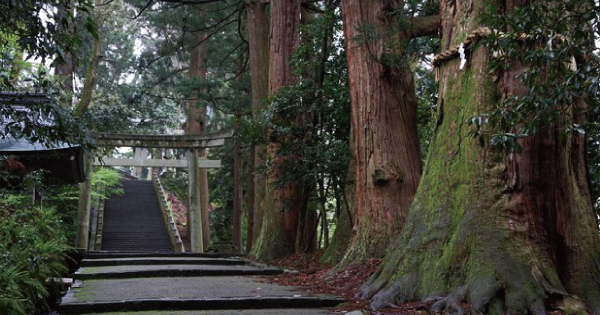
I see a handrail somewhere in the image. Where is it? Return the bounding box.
[89,184,105,251]
[94,198,105,250]
[151,168,185,252]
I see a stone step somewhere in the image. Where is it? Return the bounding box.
[84,251,242,259]
[74,264,282,280]
[81,257,247,267]
[99,247,174,252]
[59,276,343,315]
[60,297,343,315]
[101,237,174,242]
[77,309,333,315]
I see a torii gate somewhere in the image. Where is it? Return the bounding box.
[75,131,232,253]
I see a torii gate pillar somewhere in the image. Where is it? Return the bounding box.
[75,153,93,250]
[187,149,204,253]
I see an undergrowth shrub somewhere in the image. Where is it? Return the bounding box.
[0,197,71,315]
[0,167,123,314]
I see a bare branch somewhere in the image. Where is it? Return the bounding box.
[184,5,241,33]
[407,15,440,39]
[237,4,248,45]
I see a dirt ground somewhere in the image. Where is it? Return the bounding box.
[263,252,427,314]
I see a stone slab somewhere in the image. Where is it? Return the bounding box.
[84,251,242,259]
[63,276,320,303]
[79,309,332,315]
[81,257,246,267]
[60,277,342,314]
[60,297,342,315]
[74,264,281,280]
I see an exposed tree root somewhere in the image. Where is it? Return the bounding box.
[365,274,592,315]
[430,295,466,315]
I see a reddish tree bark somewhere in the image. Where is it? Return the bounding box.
[251,0,305,260]
[245,0,269,253]
[338,0,424,265]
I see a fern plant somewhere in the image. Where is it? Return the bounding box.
[0,194,71,314]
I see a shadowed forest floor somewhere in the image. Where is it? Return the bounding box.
[264,252,572,315]
[264,252,380,313]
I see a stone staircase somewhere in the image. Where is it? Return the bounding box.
[101,180,173,252]
[59,252,343,314]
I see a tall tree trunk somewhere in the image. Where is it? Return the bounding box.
[74,1,109,250]
[320,155,356,265]
[318,175,329,249]
[55,1,74,108]
[185,20,210,251]
[297,183,317,253]
[245,1,269,253]
[75,38,101,116]
[361,1,600,313]
[55,51,74,108]
[251,0,303,260]
[338,0,423,266]
[75,5,105,116]
[7,49,24,86]
[232,112,244,252]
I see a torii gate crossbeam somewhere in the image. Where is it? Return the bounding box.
[92,131,231,148]
[93,158,221,168]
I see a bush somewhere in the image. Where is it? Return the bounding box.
[44,167,124,243]
[0,167,123,314]
[0,200,71,315]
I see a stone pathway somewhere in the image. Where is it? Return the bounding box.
[59,252,343,315]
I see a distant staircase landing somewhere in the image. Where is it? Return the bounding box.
[101,180,173,252]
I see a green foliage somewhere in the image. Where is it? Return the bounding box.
[43,167,123,242]
[414,57,439,160]
[0,32,30,87]
[210,205,233,245]
[0,1,95,150]
[265,7,351,193]
[247,6,353,249]
[0,0,94,65]
[467,0,600,216]
[91,167,124,199]
[0,181,72,315]
[470,0,600,153]
[45,167,123,202]
[76,1,180,134]
[87,0,245,135]
[1,93,93,149]
[162,171,189,206]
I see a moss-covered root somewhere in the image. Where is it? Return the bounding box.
[365,240,596,315]
[360,192,598,315]
[369,272,590,315]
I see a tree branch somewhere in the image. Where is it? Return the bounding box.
[158,0,228,5]
[133,0,153,19]
[407,15,440,39]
